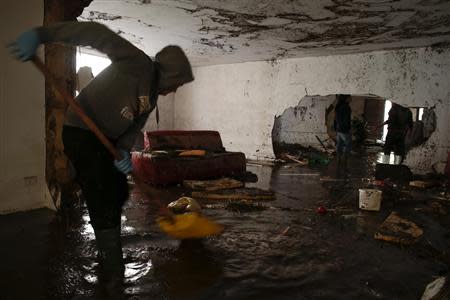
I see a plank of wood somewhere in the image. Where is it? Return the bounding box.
[409,180,439,189]
[192,187,275,201]
[320,176,348,182]
[183,178,244,191]
[284,154,308,166]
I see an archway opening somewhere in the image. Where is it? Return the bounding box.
[272,94,436,165]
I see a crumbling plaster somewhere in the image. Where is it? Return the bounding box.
[272,95,336,149]
[174,46,450,173]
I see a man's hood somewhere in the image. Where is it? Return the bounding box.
[155,45,194,91]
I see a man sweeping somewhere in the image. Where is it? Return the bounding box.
[9,21,194,289]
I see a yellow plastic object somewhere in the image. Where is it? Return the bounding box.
[157,213,224,239]
[178,150,206,157]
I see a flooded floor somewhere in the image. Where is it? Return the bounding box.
[1,154,449,299]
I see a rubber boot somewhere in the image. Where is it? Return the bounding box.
[94,226,125,295]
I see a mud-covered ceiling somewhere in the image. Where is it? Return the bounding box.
[79,0,450,66]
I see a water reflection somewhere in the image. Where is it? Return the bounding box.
[39,155,444,300]
[81,214,95,240]
[153,240,224,300]
[83,273,98,284]
[376,152,402,164]
[125,260,153,283]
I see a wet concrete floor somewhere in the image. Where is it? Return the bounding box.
[1,154,449,299]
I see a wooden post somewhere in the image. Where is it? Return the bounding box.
[43,0,92,208]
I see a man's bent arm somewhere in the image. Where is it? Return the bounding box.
[37,21,143,62]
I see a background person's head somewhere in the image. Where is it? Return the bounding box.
[337,94,350,106]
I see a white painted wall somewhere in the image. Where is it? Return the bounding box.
[175,47,450,173]
[143,94,175,132]
[0,1,54,213]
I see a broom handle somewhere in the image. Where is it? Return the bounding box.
[32,57,171,216]
[32,57,122,160]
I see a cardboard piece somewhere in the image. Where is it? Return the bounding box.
[374,212,423,245]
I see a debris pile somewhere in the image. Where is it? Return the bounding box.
[182,177,275,212]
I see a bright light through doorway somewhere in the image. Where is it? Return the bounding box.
[382,100,392,142]
[76,50,111,77]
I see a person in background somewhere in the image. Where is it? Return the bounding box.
[380,103,413,164]
[9,21,194,292]
[76,65,94,92]
[334,94,352,171]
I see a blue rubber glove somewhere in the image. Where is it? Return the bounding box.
[8,29,40,61]
[114,149,133,175]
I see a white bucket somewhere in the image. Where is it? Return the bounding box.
[359,189,382,211]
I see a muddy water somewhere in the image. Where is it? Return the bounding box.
[2,155,449,299]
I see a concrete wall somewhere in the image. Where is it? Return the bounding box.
[0,1,54,213]
[272,95,335,148]
[273,95,384,149]
[175,47,450,173]
[350,96,367,120]
[142,94,175,132]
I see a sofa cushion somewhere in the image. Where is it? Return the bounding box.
[132,151,246,185]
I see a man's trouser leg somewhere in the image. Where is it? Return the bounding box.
[94,226,124,283]
[62,126,129,285]
[337,132,351,173]
[384,131,394,156]
[392,133,406,164]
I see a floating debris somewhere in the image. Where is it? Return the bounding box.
[374,212,423,245]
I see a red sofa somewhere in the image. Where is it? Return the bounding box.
[131,130,246,185]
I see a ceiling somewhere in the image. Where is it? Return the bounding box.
[79,0,450,66]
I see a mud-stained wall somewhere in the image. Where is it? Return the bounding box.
[174,47,450,173]
[0,1,53,213]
